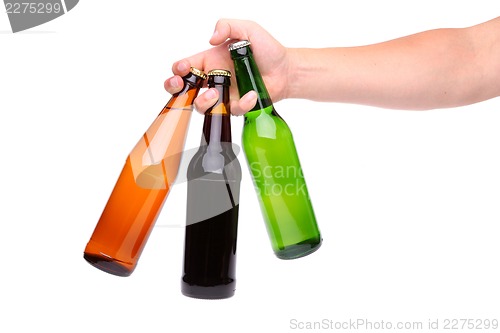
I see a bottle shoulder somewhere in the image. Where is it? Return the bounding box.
[243,108,293,141]
[187,145,242,181]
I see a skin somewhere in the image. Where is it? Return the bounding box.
[164,17,500,115]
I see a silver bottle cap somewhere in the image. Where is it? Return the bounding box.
[228,40,251,51]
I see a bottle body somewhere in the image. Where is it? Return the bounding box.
[230,41,322,259]
[181,70,242,299]
[242,106,321,259]
[181,143,241,299]
[84,69,205,276]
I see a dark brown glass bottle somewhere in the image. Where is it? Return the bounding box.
[181,69,242,299]
[84,67,206,277]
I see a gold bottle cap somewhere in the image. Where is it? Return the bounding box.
[228,40,251,51]
[189,67,207,79]
[207,69,232,77]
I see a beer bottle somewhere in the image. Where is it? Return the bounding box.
[229,41,322,259]
[84,67,206,277]
[181,69,242,299]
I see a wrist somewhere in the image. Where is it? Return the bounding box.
[285,48,303,99]
[286,48,325,100]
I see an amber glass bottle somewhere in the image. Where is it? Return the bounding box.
[181,69,242,299]
[84,67,206,277]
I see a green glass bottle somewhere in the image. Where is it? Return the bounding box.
[229,40,322,259]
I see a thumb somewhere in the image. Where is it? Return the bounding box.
[230,91,258,116]
[209,19,258,45]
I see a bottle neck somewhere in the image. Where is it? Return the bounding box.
[179,72,204,95]
[231,47,273,113]
[202,83,232,146]
[165,72,204,111]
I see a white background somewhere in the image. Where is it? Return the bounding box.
[1,1,499,332]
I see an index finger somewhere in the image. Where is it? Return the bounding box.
[172,43,233,78]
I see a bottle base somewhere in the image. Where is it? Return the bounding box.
[83,252,133,277]
[181,282,235,300]
[274,238,322,260]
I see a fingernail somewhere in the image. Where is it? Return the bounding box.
[205,88,217,99]
[170,77,179,89]
[243,90,257,102]
[177,61,188,72]
[211,29,219,40]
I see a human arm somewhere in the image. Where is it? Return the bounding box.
[288,16,500,110]
[165,17,500,113]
